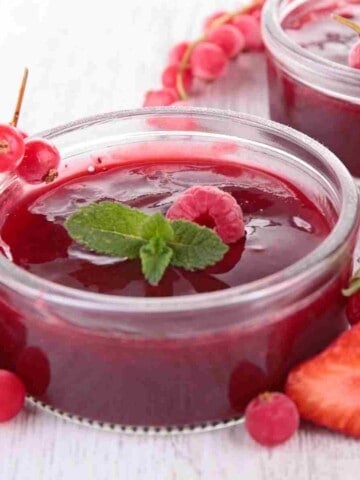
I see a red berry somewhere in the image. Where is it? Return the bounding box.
[207,24,245,58]
[286,324,360,438]
[190,42,228,81]
[0,124,25,172]
[0,370,25,422]
[161,65,193,93]
[16,347,51,396]
[245,392,300,446]
[346,292,360,325]
[232,14,263,51]
[168,42,190,64]
[203,11,227,31]
[349,41,360,69]
[16,138,60,184]
[166,185,245,244]
[143,89,179,107]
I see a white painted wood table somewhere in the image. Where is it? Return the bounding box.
[0,0,359,478]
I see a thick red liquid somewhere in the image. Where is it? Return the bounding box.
[0,160,330,297]
[267,2,360,176]
[0,158,349,427]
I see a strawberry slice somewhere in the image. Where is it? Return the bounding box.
[286,324,360,438]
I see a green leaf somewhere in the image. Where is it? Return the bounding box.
[141,213,174,242]
[65,201,148,259]
[169,220,229,270]
[140,237,173,285]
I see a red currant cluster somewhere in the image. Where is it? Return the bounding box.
[143,0,265,107]
[0,69,60,184]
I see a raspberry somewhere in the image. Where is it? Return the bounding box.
[232,14,263,51]
[245,392,300,446]
[203,10,227,31]
[346,292,360,325]
[190,42,228,81]
[207,24,245,58]
[168,42,190,64]
[143,89,179,107]
[166,186,245,244]
[161,65,193,93]
[0,370,26,422]
[349,40,360,69]
[16,138,61,184]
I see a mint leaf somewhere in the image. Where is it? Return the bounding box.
[65,201,148,259]
[169,220,229,270]
[65,200,231,286]
[141,213,174,242]
[140,237,173,285]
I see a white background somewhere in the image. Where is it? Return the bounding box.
[0,0,359,478]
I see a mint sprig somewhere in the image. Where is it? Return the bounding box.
[65,201,229,286]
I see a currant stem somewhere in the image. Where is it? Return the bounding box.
[333,14,360,35]
[10,67,29,128]
[176,0,264,100]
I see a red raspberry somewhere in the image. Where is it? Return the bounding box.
[168,42,190,64]
[161,65,193,93]
[143,89,179,107]
[245,392,300,446]
[190,42,228,81]
[207,24,245,58]
[0,370,26,422]
[349,41,360,69]
[232,14,263,51]
[166,186,245,244]
[203,11,227,31]
[346,292,360,326]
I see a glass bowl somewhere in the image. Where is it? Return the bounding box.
[0,108,358,434]
[262,0,360,178]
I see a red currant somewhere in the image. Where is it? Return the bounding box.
[16,138,61,184]
[203,11,227,31]
[346,292,360,325]
[143,89,179,107]
[0,370,25,422]
[245,392,300,446]
[168,42,190,64]
[0,124,25,173]
[232,14,263,51]
[16,347,51,396]
[207,24,246,58]
[349,40,360,69]
[190,42,228,80]
[161,64,193,92]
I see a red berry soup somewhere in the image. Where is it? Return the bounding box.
[0,152,350,427]
[1,160,330,296]
[264,0,360,177]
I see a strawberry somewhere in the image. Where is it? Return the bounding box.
[286,324,360,438]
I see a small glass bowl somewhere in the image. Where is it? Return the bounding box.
[0,108,357,433]
[262,0,360,178]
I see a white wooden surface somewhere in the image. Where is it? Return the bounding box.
[0,0,359,478]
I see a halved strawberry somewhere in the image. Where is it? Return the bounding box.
[286,324,360,438]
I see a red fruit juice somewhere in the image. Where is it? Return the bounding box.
[266,1,360,177]
[0,157,348,427]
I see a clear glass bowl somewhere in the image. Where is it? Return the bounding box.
[0,108,358,434]
[262,0,360,178]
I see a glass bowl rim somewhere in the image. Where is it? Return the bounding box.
[0,107,357,313]
[262,0,360,87]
